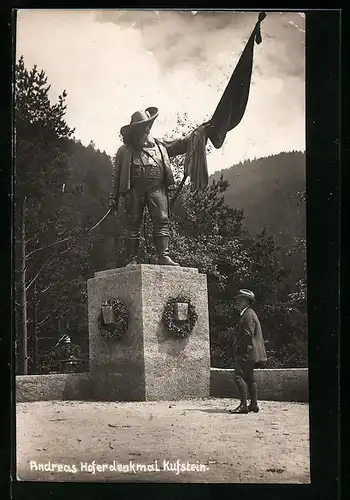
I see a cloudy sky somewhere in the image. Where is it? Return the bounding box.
[16,10,305,174]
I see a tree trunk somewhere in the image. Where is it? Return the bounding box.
[19,197,28,375]
[33,283,38,373]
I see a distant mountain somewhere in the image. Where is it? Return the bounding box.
[210,151,306,279]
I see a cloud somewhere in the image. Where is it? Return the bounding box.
[94,10,304,77]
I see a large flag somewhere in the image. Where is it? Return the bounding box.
[172,12,267,203]
[207,12,267,149]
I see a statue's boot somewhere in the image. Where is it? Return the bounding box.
[154,236,180,266]
[125,238,139,266]
[248,382,259,413]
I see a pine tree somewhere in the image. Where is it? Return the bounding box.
[15,56,77,374]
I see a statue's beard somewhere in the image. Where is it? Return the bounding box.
[133,132,154,150]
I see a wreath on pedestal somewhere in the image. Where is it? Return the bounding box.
[162,295,198,339]
[97,298,129,341]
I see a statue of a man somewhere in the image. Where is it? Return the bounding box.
[109,107,208,267]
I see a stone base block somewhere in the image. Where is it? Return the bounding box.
[87,265,210,401]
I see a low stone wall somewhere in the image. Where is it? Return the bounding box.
[210,368,309,403]
[16,368,309,403]
[16,373,93,403]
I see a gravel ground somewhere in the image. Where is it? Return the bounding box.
[16,398,310,483]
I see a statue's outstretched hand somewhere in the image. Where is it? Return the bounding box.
[200,121,212,139]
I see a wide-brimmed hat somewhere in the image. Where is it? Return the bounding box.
[120,107,159,137]
[234,289,256,303]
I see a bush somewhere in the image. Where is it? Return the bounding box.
[38,342,89,374]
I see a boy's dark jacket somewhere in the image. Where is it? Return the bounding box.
[234,307,267,363]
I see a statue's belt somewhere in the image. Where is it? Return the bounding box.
[130,163,163,180]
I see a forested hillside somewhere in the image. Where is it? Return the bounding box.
[211,151,306,283]
[211,151,305,240]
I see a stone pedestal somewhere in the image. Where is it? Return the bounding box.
[87,265,210,401]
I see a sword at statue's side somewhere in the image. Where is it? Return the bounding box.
[86,192,120,233]
[62,203,116,251]
[87,207,113,233]
[29,204,116,281]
